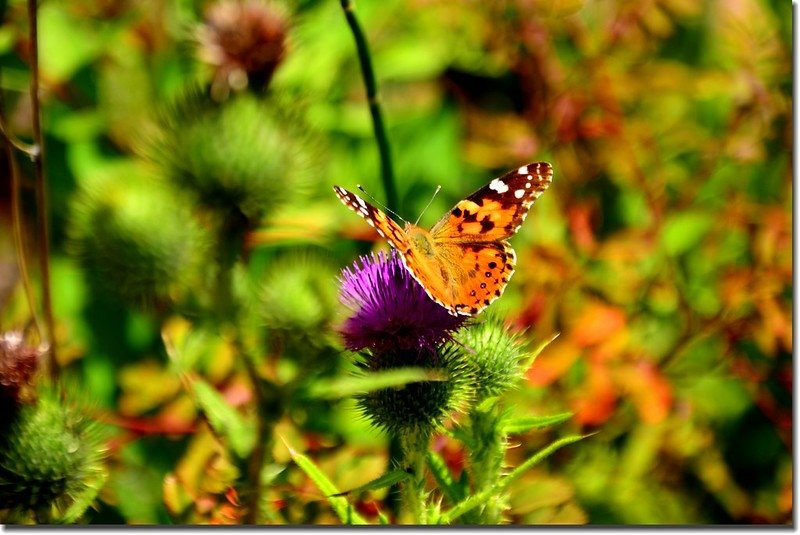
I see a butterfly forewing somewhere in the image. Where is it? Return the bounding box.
[431,162,552,243]
[333,185,453,309]
[333,186,410,251]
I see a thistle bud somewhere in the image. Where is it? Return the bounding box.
[0,388,107,523]
[0,331,42,405]
[198,0,289,99]
[456,316,527,401]
[148,92,315,222]
[68,172,209,308]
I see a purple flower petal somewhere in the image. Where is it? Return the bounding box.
[338,251,466,352]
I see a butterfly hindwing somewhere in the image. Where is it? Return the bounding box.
[439,241,516,315]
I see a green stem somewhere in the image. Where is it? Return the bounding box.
[212,209,279,524]
[399,428,430,524]
[27,0,57,378]
[466,407,507,524]
[440,434,588,524]
[339,0,398,213]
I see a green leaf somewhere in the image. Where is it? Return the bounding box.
[440,434,590,523]
[332,469,410,497]
[501,434,592,489]
[282,438,369,525]
[307,367,446,400]
[503,412,574,434]
[661,211,713,256]
[191,380,256,459]
[426,451,464,505]
[39,4,106,82]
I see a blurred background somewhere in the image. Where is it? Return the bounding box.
[0,0,791,525]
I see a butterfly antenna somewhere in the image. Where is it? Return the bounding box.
[356,184,409,224]
[414,185,442,226]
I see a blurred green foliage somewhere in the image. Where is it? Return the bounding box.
[0,0,790,525]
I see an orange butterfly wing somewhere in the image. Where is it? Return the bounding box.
[427,162,552,315]
[333,186,452,310]
[334,161,553,317]
[431,162,553,243]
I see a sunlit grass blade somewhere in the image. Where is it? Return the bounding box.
[331,469,410,497]
[281,437,369,525]
[502,411,574,434]
[307,367,446,400]
[439,434,590,524]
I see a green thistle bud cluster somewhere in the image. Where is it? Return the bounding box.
[456,316,528,401]
[68,172,210,307]
[149,92,316,222]
[259,252,339,353]
[0,388,107,523]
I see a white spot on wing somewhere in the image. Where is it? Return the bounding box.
[489,178,509,193]
[514,189,525,199]
[518,166,528,175]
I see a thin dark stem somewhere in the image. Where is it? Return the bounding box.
[339,0,398,214]
[0,71,42,341]
[27,0,57,376]
[241,351,269,524]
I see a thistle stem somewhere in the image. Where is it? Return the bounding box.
[466,406,507,523]
[27,0,57,377]
[339,0,398,213]
[400,429,430,524]
[0,71,42,342]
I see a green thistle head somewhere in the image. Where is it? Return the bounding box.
[259,252,339,355]
[148,91,317,222]
[357,345,473,437]
[456,316,528,401]
[68,170,210,308]
[0,387,107,523]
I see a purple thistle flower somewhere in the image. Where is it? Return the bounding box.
[338,250,466,353]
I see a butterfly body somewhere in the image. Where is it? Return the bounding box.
[335,162,553,316]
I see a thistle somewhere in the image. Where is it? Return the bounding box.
[339,251,465,354]
[67,172,210,308]
[0,387,108,523]
[0,332,43,408]
[337,250,472,439]
[147,92,316,223]
[198,0,290,99]
[456,316,528,402]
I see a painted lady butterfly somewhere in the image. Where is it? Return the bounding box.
[334,162,553,316]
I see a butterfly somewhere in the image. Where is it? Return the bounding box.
[334,162,553,316]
